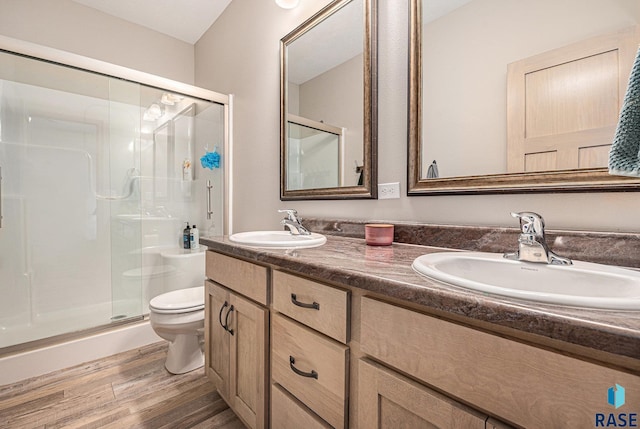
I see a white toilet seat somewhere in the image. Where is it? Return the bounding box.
[149,286,204,314]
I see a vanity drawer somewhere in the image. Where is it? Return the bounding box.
[360,296,640,429]
[205,251,268,305]
[271,314,349,429]
[272,270,349,343]
[271,383,332,429]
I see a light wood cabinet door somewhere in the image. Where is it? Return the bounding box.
[228,292,269,429]
[358,359,487,429]
[205,280,269,429]
[204,280,230,400]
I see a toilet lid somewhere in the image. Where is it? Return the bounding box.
[149,286,204,313]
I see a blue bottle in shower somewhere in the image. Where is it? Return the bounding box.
[183,223,191,250]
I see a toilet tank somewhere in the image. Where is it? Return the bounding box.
[160,247,207,291]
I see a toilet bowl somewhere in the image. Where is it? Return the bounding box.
[149,286,205,374]
[148,247,207,374]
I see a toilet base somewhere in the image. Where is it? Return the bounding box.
[165,333,204,374]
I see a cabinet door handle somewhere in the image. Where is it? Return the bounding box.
[290,293,320,310]
[218,301,228,329]
[224,305,235,335]
[289,356,318,379]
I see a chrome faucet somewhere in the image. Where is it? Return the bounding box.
[279,209,311,236]
[504,211,572,265]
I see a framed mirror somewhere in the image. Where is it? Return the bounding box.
[281,0,378,200]
[408,0,640,195]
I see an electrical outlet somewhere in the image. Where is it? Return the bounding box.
[378,182,400,199]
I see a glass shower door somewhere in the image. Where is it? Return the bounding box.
[0,47,227,352]
[0,51,144,350]
[107,78,144,321]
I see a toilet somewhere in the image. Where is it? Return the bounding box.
[149,247,207,374]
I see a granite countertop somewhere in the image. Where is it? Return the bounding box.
[200,235,640,364]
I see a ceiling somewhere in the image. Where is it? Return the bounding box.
[70,0,473,48]
[71,0,232,44]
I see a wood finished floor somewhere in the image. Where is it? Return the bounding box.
[0,342,246,429]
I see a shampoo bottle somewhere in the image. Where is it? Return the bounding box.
[190,225,200,250]
[183,223,191,250]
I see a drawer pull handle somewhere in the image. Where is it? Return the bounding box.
[291,294,320,310]
[218,301,229,329]
[289,356,318,379]
[224,305,235,335]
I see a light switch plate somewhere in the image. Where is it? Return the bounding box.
[378,182,400,199]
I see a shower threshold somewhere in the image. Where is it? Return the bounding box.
[0,314,145,358]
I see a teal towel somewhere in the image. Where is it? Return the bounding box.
[609,47,640,177]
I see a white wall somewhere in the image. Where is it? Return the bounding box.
[196,0,640,234]
[0,0,194,84]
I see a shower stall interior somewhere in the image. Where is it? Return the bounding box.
[0,46,228,353]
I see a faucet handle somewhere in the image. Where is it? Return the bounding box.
[278,209,300,222]
[511,211,545,236]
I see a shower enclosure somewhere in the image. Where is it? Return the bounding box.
[0,44,229,353]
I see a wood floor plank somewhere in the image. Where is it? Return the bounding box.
[57,374,214,429]
[6,382,114,428]
[63,353,167,399]
[0,390,65,424]
[142,390,228,429]
[99,380,216,429]
[191,408,249,429]
[111,362,200,400]
[117,374,212,409]
[0,342,167,398]
[0,349,165,411]
[0,342,246,428]
[48,407,132,429]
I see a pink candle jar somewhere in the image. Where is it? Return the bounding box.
[365,224,394,246]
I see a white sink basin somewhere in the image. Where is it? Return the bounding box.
[229,231,326,249]
[412,251,640,310]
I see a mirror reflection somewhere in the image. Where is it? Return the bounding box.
[409,0,640,194]
[287,116,343,190]
[281,0,377,199]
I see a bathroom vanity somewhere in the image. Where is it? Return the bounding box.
[201,232,640,429]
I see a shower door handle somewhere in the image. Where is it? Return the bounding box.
[206,180,213,220]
